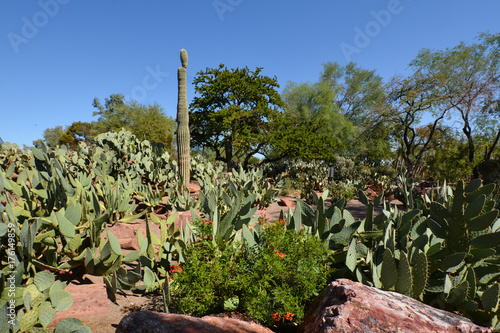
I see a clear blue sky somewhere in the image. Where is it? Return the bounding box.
[1,0,499,146]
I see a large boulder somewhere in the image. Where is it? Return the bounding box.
[115,311,273,333]
[299,279,492,333]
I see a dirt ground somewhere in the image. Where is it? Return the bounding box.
[50,195,402,332]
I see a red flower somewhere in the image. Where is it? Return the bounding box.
[278,253,284,258]
[272,312,281,321]
[169,265,182,274]
[284,312,294,321]
[274,250,279,254]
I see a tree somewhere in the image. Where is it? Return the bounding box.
[92,94,175,151]
[281,81,355,141]
[59,121,93,149]
[320,62,387,126]
[128,101,175,150]
[262,116,340,163]
[280,62,392,165]
[279,81,351,159]
[386,73,451,178]
[190,64,284,169]
[92,94,132,135]
[43,126,65,148]
[410,32,500,177]
[424,128,473,182]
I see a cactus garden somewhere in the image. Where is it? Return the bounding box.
[2,35,500,333]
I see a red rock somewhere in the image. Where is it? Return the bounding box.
[115,311,273,333]
[279,198,296,207]
[370,183,384,196]
[299,279,492,333]
[187,182,201,193]
[50,283,109,328]
[364,187,378,200]
[106,222,161,251]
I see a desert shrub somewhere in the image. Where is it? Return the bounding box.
[169,239,248,316]
[327,180,357,203]
[170,219,331,329]
[243,220,331,328]
[284,160,328,204]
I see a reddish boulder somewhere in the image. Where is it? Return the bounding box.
[370,183,384,196]
[299,279,492,333]
[50,283,109,328]
[279,198,296,207]
[187,182,201,193]
[115,311,273,333]
[105,222,161,252]
[364,187,378,201]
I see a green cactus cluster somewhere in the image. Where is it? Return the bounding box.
[0,134,194,327]
[340,179,499,329]
[94,129,176,185]
[0,270,90,333]
[250,177,499,329]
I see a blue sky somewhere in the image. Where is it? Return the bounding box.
[1,0,499,146]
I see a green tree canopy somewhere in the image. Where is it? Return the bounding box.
[320,62,387,126]
[59,121,93,149]
[92,94,132,134]
[41,125,65,149]
[190,64,284,169]
[281,62,392,165]
[92,94,175,151]
[279,81,350,159]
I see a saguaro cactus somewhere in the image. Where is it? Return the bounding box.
[177,49,190,187]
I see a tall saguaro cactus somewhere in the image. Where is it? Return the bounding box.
[177,49,190,187]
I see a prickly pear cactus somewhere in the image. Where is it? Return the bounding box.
[176,49,190,188]
[0,270,90,332]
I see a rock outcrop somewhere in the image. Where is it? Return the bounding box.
[115,311,273,333]
[299,279,492,333]
[279,198,296,207]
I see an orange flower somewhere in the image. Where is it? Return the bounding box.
[169,265,182,274]
[279,253,284,258]
[272,312,281,321]
[284,312,294,321]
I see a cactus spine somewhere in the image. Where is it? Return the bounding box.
[177,49,190,188]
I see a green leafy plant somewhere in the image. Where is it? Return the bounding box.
[170,218,248,316]
[171,218,331,329]
[327,180,357,204]
[243,219,331,328]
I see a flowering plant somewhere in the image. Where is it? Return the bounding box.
[170,218,331,329]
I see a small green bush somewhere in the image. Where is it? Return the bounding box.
[171,219,331,329]
[327,181,357,203]
[243,220,331,327]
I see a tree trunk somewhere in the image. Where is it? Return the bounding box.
[462,122,479,178]
[225,137,233,172]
